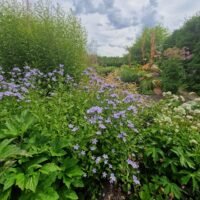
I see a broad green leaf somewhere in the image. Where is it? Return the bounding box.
[3,176,15,191]
[40,163,61,174]
[72,179,84,188]
[66,166,83,178]
[64,190,78,200]
[36,187,59,200]
[16,173,25,190]
[25,172,40,192]
[63,176,72,188]
[0,189,11,200]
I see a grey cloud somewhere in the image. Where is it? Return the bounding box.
[141,0,159,27]
[107,9,139,29]
[71,0,138,29]
[72,0,96,14]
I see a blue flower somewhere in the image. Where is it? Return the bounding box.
[127,159,139,169]
[133,175,140,185]
[110,173,116,183]
[87,106,103,114]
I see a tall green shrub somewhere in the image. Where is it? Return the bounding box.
[0,0,87,77]
[161,59,185,93]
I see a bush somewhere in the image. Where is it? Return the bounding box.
[136,93,200,199]
[120,67,140,83]
[96,66,115,76]
[160,59,185,93]
[0,0,87,78]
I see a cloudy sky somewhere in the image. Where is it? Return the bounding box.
[30,0,200,56]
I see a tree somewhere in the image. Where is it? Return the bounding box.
[128,25,169,65]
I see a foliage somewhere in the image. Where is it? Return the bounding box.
[97,56,128,67]
[160,59,186,93]
[95,66,115,76]
[0,0,87,78]
[1,65,200,199]
[128,25,169,64]
[120,66,141,83]
[136,92,200,199]
[164,14,200,51]
[163,14,200,94]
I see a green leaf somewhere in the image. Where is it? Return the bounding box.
[3,176,15,191]
[0,139,26,161]
[16,173,25,190]
[0,189,11,200]
[36,187,59,200]
[25,172,40,192]
[64,190,78,200]
[63,176,72,188]
[66,166,83,178]
[40,163,61,175]
[72,179,84,188]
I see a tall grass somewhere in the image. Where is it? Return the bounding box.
[0,0,87,77]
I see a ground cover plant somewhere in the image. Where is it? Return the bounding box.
[0,65,200,199]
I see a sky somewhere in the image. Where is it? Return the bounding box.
[27,0,200,56]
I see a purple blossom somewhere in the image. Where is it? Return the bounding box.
[99,124,106,129]
[127,159,139,169]
[113,111,126,119]
[118,132,127,142]
[110,173,116,183]
[92,168,97,173]
[133,175,140,185]
[87,106,103,114]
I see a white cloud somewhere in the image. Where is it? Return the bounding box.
[22,0,200,56]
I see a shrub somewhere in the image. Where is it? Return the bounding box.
[96,66,115,76]
[0,0,87,78]
[160,59,186,93]
[136,93,200,199]
[120,67,140,83]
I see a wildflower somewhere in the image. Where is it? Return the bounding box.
[110,173,116,183]
[87,106,103,114]
[95,157,101,164]
[133,175,140,185]
[73,144,79,150]
[99,124,106,129]
[118,132,127,142]
[80,150,86,156]
[92,168,97,173]
[102,172,107,178]
[109,164,113,169]
[104,160,108,164]
[103,154,108,159]
[113,111,126,119]
[96,131,102,135]
[68,124,74,129]
[72,127,79,132]
[90,146,96,151]
[127,159,139,169]
[91,156,96,160]
[91,138,98,144]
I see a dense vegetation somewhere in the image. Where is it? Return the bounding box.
[0,1,199,199]
[0,0,87,77]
